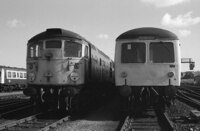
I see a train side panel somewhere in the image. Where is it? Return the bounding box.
[90,45,114,85]
[0,66,26,91]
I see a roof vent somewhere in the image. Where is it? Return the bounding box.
[46,28,62,35]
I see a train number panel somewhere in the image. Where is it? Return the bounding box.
[115,27,181,111]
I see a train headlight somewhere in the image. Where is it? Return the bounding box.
[121,71,127,78]
[28,72,36,82]
[168,72,174,78]
[70,72,79,81]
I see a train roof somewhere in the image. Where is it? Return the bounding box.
[28,28,112,61]
[28,28,86,43]
[116,27,179,40]
[0,65,26,71]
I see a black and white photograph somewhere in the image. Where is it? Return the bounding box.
[0,0,200,130]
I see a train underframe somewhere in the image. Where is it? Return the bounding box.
[24,85,83,113]
[24,84,114,113]
[0,84,26,92]
[119,86,177,112]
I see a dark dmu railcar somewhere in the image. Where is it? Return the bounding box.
[24,28,114,112]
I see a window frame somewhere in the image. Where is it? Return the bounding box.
[27,41,43,58]
[12,72,16,78]
[7,71,11,78]
[84,45,89,58]
[121,42,146,63]
[24,73,27,78]
[45,40,62,49]
[64,41,83,58]
[149,42,175,63]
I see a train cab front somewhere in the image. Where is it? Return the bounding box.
[24,31,90,111]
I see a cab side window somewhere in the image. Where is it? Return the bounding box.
[28,41,43,58]
[84,46,89,58]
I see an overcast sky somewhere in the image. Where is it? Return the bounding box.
[0,0,200,71]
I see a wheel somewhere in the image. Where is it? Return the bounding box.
[156,96,165,113]
[69,95,80,115]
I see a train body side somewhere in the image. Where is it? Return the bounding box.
[0,66,26,91]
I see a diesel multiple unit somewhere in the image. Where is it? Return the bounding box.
[115,27,181,111]
[0,66,26,92]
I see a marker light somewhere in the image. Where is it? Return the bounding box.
[168,72,175,78]
[121,71,127,78]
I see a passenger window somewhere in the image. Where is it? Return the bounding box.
[20,73,23,78]
[24,73,27,78]
[150,42,174,63]
[7,72,11,78]
[17,72,19,78]
[121,42,146,63]
[13,72,16,78]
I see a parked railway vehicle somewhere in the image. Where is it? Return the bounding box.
[23,28,114,112]
[194,75,200,85]
[115,27,181,111]
[0,66,26,92]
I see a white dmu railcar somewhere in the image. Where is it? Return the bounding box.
[115,27,181,111]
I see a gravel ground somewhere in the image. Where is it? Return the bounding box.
[54,97,120,131]
[0,91,29,100]
[167,99,200,131]
[52,97,200,131]
[56,120,118,131]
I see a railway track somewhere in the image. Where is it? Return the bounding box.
[0,91,23,97]
[177,85,200,109]
[0,99,34,118]
[119,107,174,131]
[181,85,200,94]
[177,90,200,110]
[0,99,31,111]
[0,112,70,131]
